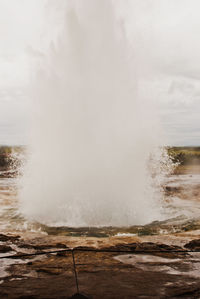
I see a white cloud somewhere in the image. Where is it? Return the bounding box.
[0,0,47,144]
[123,0,200,145]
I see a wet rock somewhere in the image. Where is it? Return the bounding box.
[102,242,183,251]
[102,243,137,252]
[13,252,35,259]
[164,186,178,192]
[0,244,13,252]
[18,296,37,299]
[184,239,200,250]
[182,222,200,232]
[36,267,62,275]
[56,251,68,257]
[0,291,9,298]
[18,243,68,251]
[136,242,188,258]
[135,242,182,251]
[101,242,187,259]
[55,243,68,248]
[168,285,200,298]
[68,294,92,299]
[74,246,96,251]
[18,244,37,250]
[0,234,20,242]
[0,240,199,299]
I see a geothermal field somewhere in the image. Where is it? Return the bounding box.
[1,0,200,298]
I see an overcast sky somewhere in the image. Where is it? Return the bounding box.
[0,0,200,146]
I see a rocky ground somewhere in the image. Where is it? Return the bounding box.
[0,231,200,298]
[0,153,200,298]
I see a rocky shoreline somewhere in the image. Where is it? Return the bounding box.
[0,231,199,298]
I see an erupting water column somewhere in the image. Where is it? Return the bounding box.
[20,0,163,227]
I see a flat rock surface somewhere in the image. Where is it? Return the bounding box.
[0,233,199,298]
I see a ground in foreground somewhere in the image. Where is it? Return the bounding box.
[0,232,200,298]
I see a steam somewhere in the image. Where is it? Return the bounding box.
[19,0,167,227]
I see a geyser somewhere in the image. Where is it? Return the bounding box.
[20,0,165,227]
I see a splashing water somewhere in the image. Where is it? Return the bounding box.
[19,0,170,227]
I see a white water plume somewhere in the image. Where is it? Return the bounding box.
[20,0,168,227]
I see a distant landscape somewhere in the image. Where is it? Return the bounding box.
[0,145,200,172]
[167,146,200,164]
[167,146,200,174]
[0,146,24,174]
